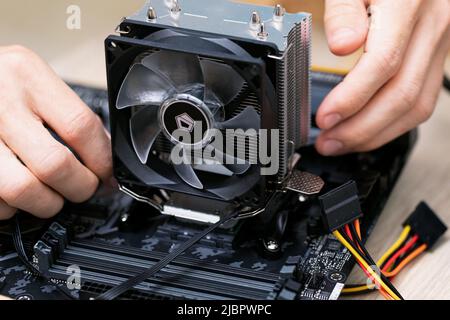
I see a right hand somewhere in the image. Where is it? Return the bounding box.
[0,45,113,220]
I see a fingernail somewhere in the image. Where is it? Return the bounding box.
[322,113,342,129]
[321,140,344,156]
[331,27,357,47]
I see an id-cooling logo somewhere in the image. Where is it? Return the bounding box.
[175,113,195,132]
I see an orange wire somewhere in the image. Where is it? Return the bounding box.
[354,219,362,240]
[345,223,393,300]
[380,289,394,300]
[382,235,419,272]
[383,244,427,278]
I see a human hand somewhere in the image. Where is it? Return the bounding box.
[0,46,112,220]
[315,0,450,156]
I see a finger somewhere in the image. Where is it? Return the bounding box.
[352,63,445,152]
[316,4,448,155]
[0,198,16,220]
[0,110,99,203]
[0,140,64,218]
[20,53,112,182]
[316,0,423,130]
[324,0,369,55]
[351,28,450,152]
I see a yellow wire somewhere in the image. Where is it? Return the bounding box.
[342,225,412,295]
[377,226,411,267]
[341,285,394,300]
[311,65,349,76]
[342,285,375,293]
[333,230,401,300]
[383,244,427,278]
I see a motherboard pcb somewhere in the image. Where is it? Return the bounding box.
[0,78,415,300]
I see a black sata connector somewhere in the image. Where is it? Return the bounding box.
[403,202,447,249]
[319,181,363,232]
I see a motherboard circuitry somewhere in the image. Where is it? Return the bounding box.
[0,77,415,300]
[0,198,354,300]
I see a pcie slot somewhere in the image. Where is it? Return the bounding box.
[71,240,279,282]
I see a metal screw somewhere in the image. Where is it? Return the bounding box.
[170,0,181,13]
[266,240,279,252]
[273,4,285,21]
[257,22,268,39]
[330,272,344,282]
[147,7,157,20]
[249,11,261,30]
[120,213,129,223]
[299,195,308,202]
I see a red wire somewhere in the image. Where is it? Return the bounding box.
[344,223,393,297]
[344,224,377,284]
[382,235,419,272]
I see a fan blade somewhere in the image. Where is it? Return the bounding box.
[205,37,252,57]
[192,162,234,176]
[142,51,204,97]
[217,107,261,131]
[116,63,175,109]
[173,149,204,189]
[115,125,176,185]
[146,30,239,55]
[130,107,161,164]
[207,169,260,201]
[204,145,250,175]
[200,60,244,105]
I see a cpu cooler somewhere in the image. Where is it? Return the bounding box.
[106,0,317,223]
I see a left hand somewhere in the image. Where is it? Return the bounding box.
[315,0,450,156]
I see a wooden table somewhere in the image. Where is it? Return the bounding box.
[0,0,449,300]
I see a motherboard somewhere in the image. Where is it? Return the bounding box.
[0,73,416,300]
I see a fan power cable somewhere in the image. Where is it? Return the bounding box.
[12,215,75,300]
[95,211,241,300]
[444,74,450,92]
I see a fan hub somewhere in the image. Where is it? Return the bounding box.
[159,94,213,147]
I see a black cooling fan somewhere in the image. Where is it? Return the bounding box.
[108,29,277,201]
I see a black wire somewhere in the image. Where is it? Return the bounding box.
[343,231,413,291]
[444,75,450,92]
[379,234,411,270]
[347,224,404,300]
[340,288,374,296]
[388,240,421,270]
[13,215,75,300]
[95,211,240,300]
[339,225,404,300]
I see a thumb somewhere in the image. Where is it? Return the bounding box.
[324,0,369,55]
